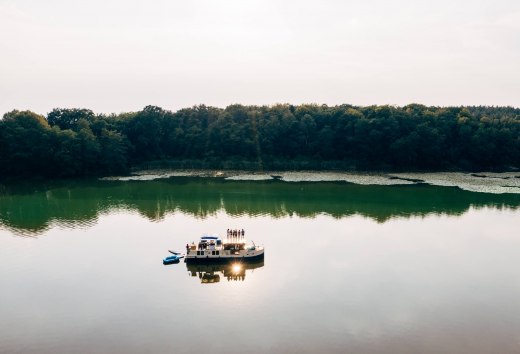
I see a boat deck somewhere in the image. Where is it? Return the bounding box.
[184,233,264,263]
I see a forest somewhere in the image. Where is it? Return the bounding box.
[0,104,519,178]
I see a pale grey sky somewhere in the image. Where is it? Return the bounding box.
[1,0,519,115]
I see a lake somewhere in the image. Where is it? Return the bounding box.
[1,175,520,354]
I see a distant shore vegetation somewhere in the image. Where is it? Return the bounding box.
[0,104,519,178]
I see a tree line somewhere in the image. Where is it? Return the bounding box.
[0,104,519,178]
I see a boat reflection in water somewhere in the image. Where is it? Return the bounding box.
[186,260,264,284]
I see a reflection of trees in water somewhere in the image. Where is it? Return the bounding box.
[1,178,519,236]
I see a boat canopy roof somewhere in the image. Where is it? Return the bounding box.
[201,235,220,240]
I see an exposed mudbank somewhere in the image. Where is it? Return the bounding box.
[100,170,520,194]
[391,172,520,194]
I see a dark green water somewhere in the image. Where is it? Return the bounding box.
[1,178,520,353]
[1,178,519,235]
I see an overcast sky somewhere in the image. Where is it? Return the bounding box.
[1,0,519,115]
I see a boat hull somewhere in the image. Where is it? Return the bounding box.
[185,252,264,264]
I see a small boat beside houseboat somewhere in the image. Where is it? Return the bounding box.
[162,251,184,264]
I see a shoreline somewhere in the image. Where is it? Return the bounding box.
[2,169,520,195]
[99,169,520,194]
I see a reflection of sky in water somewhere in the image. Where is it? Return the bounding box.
[1,208,520,353]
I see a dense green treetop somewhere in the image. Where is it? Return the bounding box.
[1,104,519,178]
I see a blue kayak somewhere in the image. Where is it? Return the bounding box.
[163,254,183,264]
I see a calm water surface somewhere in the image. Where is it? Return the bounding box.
[1,178,520,354]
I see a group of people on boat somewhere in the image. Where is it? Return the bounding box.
[227,228,245,238]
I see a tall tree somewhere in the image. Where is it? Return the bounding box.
[47,108,95,130]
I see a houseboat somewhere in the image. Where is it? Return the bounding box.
[184,232,264,264]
